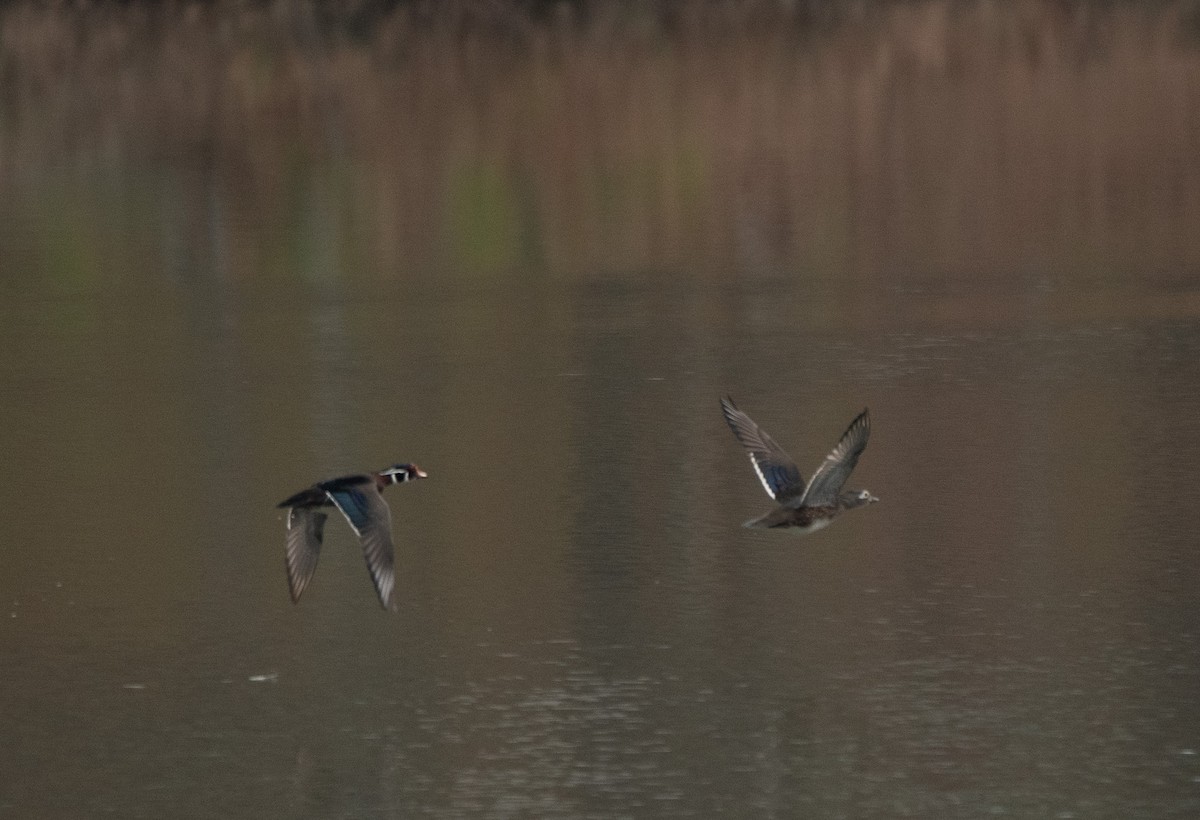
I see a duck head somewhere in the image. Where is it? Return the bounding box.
[840,488,879,509]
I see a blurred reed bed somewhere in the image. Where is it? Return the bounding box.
[1,0,1199,288]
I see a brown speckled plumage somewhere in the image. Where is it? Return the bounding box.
[721,397,877,533]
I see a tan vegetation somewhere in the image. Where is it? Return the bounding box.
[2,1,1199,286]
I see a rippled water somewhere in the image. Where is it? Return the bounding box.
[3,4,1200,818]
[2,274,1199,818]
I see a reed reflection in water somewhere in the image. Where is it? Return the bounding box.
[2,1,1199,291]
[1,2,1199,818]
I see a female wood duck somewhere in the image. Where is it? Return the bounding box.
[277,463,427,610]
[721,397,877,532]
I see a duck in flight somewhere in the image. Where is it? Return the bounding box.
[277,463,427,610]
[721,397,877,532]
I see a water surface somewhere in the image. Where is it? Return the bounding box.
[2,3,1200,818]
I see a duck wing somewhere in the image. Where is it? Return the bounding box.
[284,508,327,603]
[798,409,871,507]
[326,484,396,611]
[720,396,806,502]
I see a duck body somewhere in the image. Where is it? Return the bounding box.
[721,397,877,534]
[278,472,391,512]
[277,463,427,610]
[744,504,838,532]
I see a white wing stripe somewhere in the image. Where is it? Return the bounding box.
[326,491,365,537]
[749,456,777,500]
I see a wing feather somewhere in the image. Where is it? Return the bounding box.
[326,486,396,611]
[721,396,806,502]
[284,508,326,603]
[799,409,871,506]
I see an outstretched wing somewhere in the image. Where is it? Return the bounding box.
[799,409,871,507]
[720,396,806,502]
[326,485,396,611]
[284,508,327,603]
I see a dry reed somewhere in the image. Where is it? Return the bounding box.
[1,0,1199,286]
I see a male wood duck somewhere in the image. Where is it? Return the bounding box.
[721,396,877,532]
[277,463,427,610]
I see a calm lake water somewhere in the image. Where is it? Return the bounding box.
[2,4,1200,818]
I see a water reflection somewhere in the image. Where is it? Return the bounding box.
[4,290,1200,816]
[3,2,1200,818]
[6,3,1200,291]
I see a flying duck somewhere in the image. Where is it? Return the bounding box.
[277,463,427,609]
[721,397,877,532]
